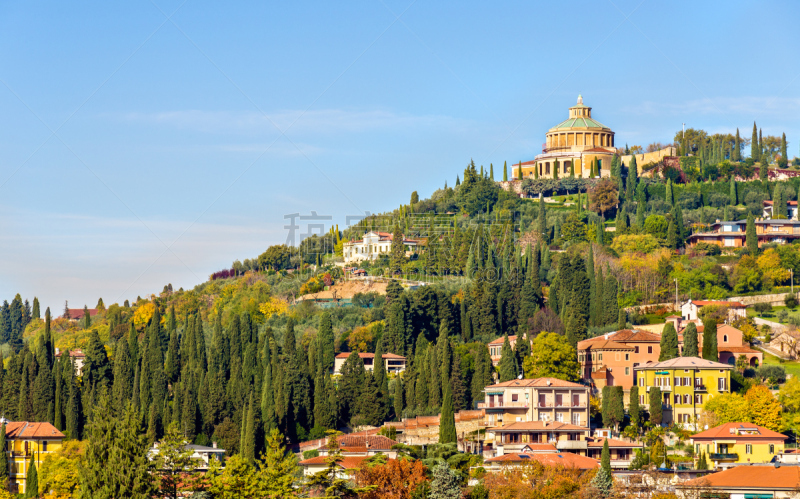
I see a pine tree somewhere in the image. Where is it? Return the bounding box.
[629,386,640,428]
[438,383,456,444]
[683,322,699,357]
[25,454,37,498]
[746,214,758,254]
[702,319,719,362]
[659,323,679,361]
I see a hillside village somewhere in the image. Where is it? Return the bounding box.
[6,95,800,498]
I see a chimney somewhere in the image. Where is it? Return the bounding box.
[212,441,218,449]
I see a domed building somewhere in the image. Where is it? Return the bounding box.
[514,95,617,179]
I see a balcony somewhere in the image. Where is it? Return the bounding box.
[709,453,739,461]
[557,441,589,451]
[536,402,586,408]
[477,401,529,410]
[646,386,671,392]
[694,384,707,391]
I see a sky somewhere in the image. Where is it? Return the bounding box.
[2,0,800,311]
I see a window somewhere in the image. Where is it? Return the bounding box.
[42,441,47,452]
[695,394,703,404]
[512,394,519,402]
[625,354,630,361]
[684,394,691,404]
[718,377,728,391]
[635,346,640,353]
[572,413,581,425]
[640,395,645,404]
[770,444,775,454]
[723,335,728,343]
[599,354,603,361]
[556,413,564,422]
[516,416,522,422]
[625,367,630,375]
[746,444,752,454]
[674,394,680,404]
[539,413,547,421]
[647,346,653,354]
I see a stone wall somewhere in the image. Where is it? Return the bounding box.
[621,147,677,177]
[392,409,486,448]
[498,180,524,196]
[729,293,791,307]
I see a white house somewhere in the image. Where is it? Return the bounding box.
[342,231,419,264]
[333,352,406,375]
[148,442,226,470]
[680,299,746,323]
[763,200,799,220]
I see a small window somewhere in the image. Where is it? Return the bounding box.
[635,346,640,354]
[770,444,775,454]
[512,394,518,402]
[723,335,728,343]
[625,354,630,361]
[625,367,630,375]
[746,444,752,454]
[648,346,653,354]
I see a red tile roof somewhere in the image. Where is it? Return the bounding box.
[717,346,761,354]
[485,377,585,389]
[485,451,599,469]
[334,352,405,360]
[299,455,371,469]
[680,466,800,489]
[5,422,65,439]
[577,330,660,349]
[55,349,86,359]
[692,300,746,308]
[488,335,518,345]
[337,435,398,450]
[62,308,99,319]
[691,422,787,441]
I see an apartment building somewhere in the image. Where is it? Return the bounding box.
[479,377,590,429]
[577,329,661,390]
[687,219,800,248]
[2,421,65,495]
[690,422,786,468]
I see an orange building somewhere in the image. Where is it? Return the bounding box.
[577,329,662,390]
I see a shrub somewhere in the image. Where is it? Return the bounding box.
[786,294,798,309]
[753,302,773,316]
[778,309,789,323]
[757,365,787,384]
[694,242,721,256]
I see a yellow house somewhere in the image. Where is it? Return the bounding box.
[3,421,65,494]
[690,422,786,469]
[633,357,732,428]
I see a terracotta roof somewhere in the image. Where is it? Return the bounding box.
[334,352,405,360]
[680,465,800,490]
[586,437,639,448]
[521,443,558,452]
[485,377,585,389]
[717,346,760,354]
[691,422,787,441]
[577,329,661,349]
[488,335,518,346]
[691,300,746,308]
[578,340,634,351]
[633,356,732,370]
[764,200,799,206]
[55,349,86,358]
[5,422,65,439]
[62,308,99,319]
[488,421,587,432]
[299,455,371,469]
[485,452,599,469]
[337,434,398,450]
[584,147,614,153]
[591,367,609,380]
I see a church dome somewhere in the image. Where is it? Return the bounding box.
[548,94,611,132]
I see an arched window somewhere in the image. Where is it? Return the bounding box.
[723,335,728,343]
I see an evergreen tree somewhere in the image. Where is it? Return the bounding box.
[601,438,611,476]
[635,202,645,230]
[609,387,625,431]
[242,392,256,462]
[697,451,709,470]
[617,309,626,330]
[31,297,40,320]
[438,384,456,444]
[503,161,508,182]
[616,210,627,233]
[538,200,547,242]
[489,163,494,181]
[25,454,37,498]
[659,323,679,361]
[752,122,759,161]
[498,335,517,382]
[702,319,719,362]
[666,179,674,205]
[649,387,663,425]
[627,155,638,200]
[730,177,738,205]
[450,358,468,412]
[683,322,699,357]
[667,220,678,250]
[629,386,640,428]
[734,128,741,161]
[390,224,405,276]
[83,305,91,329]
[0,424,6,484]
[553,158,559,180]
[393,377,404,420]
[782,133,788,163]
[746,214,758,254]
[429,462,461,499]
[604,270,620,327]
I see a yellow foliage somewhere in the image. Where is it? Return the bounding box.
[39,440,85,498]
[259,297,289,321]
[132,302,156,328]
[757,248,790,287]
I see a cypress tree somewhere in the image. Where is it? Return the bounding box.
[428,345,441,409]
[635,202,645,230]
[751,122,759,161]
[683,322,699,357]
[734,128,741,161]
[503,161,508,182]
[627,155,638,200]
[667,220,678,249]
[66,369,82,440]
[604,270,619,326]
[702,319,719,362]
[730,177,737,205]
[782,133,788,163]
[697,451,709,470]
[538,200,547,242]
[601,439,611,476]
[242,392,256,462]
[659,323,679,360]
[746,214,758,254]
[393,377,404,420]
[25,454,37,498]
[760,128,764,162]
[666,179,674,205]
[649,386,662,425]
[629,386,640,428]
[617,309,626,330]
[32,297,40,320]
[616,210,627,233]
[438,383,456,444]
[450,358,468,412]
[0,423,7,483]
[498,335,517,382]
[553,158,559,179]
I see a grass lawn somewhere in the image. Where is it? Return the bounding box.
[747,304,800,324]
[759,348,800,378]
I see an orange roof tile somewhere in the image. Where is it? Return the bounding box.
[299,455,371,469]
[485,452,599,469]
[692,300,745,308]
[577,329,661,349]
[691,422,787,441]
[681,466,800,489]
[337,435,398,449]
[488,335,518,345]
[485,377,585,389]
[5,422,65,439]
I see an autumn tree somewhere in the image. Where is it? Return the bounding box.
[354,457,428,499]
[589,179,619,219]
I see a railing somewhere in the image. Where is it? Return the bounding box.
[477,401,529,409]
[694,384,707,391]
[556,441,588,450]
[710,453,739,460]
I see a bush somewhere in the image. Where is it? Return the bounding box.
[786,294,798,309]
[707,192,731,208]
[757,365,787,384]
[694,242,722,256]
[778,309,789,323]
[754,302,773,316]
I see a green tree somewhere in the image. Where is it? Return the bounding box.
[703,319,719,362]
[649,387,663,425]
[523,332,580,381]
[390,224,405,276]
[439,384,456,444]
[659,323,679,361]
[697,451,709,470]
[734,128,741,161]
[305,433,371,498]
[746,214,758,255]
[153,423,199,499]
[683,322,699,357]
[503,161,508,182]
[730,177,738,205]
[262,428,299,498]
[538,200,547,242]
[31,298,40,320]
[752,122,759,162]
[497,335,517,382]
[25,455,37,499]
[411,191,419,204]
[0,424,6,484]
[665,179,674,205]
[429,462,460,499]
[609,387,625,431]
[629,386,640,428]
[600,438,611,476]
[82,306,91,329]
[627,156,638,200]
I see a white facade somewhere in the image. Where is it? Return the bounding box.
[343,231,418,264]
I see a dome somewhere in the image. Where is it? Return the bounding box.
[548,95,610,132]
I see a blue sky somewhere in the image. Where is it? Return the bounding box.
[2,0,799,310]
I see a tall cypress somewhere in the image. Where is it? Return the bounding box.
[31,298,40,320]
[683,322,699,357]
[498,335,517,382]
[503,161,508,182]
[629,386,640,428]
[25,454,37,498]
[752,122,759,161]
[318,312,335,373]
[734,128,741,161]
[702,319,719,362]
[538,200,547,242]
[627,155,638,200]
[438,383,456,444]
[659,323,679,361]
[0,423,7,483]
[746,214,758,254]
